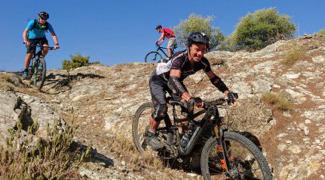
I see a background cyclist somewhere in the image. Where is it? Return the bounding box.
[155,25,177,59]
[22,11,60,79]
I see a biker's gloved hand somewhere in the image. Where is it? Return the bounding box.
[189,97,204,108]
[227,91,238,104]
[54,44,60,49]
[24,41,30,47]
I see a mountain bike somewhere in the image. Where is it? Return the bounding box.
[26,44,57,90]
[144,44,177,63]
[132,97,272,179]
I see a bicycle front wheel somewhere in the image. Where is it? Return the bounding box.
[31,57,46,90]
[201,132,272,180]
[144,51,163,63]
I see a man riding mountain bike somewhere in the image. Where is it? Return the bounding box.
[22,11,60,79]
[146,32,237,150]
[155,25,177,59]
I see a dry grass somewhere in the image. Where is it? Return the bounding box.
[0,73,15,91]
[0,119,90,179]
[261,92,293,111]
[105,132,164,171]
[224,97,272,133]
[281,42,307,66]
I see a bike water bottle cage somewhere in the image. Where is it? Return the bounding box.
[168,77,186,95]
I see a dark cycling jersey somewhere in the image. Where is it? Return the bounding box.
[149,50,228,120]
[156,50,211,82]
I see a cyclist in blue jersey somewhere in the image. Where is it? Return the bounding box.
[22,11,60,79]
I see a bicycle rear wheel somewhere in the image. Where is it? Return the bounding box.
[132,102,153,153]
[32,57,46,90]
[201,132,272,180]
[144,51,163,63]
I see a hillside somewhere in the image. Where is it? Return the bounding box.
[0,34,324,179]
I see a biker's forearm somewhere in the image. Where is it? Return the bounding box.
[210,76,229,93]
[22,30,28,42]
[168,76,186,96]
[52,35,59,45]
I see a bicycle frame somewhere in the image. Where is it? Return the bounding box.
[166,98,238,171]
[156,46,169,58]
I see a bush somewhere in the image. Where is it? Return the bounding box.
[174,14,225,49]
[262,92,293,111]
[317,29,325,36]
[62,54,90,71]
[232,8,296,51]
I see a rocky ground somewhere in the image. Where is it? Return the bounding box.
[0,34,324,179]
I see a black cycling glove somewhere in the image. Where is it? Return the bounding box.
[227,92,238,104]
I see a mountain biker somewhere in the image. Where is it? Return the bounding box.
[146,32,237,150]
[155,25,176,59]
[22,11,60,79]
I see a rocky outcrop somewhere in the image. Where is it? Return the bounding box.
[0,35,324,179]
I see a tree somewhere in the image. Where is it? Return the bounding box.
[174,14,224,49]
[232,8,296,51]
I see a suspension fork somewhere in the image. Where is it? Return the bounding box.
[215,127,232,171]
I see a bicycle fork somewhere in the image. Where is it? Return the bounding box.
[215,127,240,177]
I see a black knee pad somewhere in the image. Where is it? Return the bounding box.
[152,104,168,121]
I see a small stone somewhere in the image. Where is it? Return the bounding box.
[283,111,291,117]
[286,140,292,144]
[289,145,301,154]
[277,133,288,138]
[304,127,309,136]
[305,119,311,124]
[278,144,287,151]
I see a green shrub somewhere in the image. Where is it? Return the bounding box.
[232,8,296,51]
[62,54,90,71]
[174,14,225,49]
[318,29,325,36]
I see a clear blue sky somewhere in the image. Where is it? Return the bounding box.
[0,0,324,71]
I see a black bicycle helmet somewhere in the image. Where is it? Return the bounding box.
[38,11,49,20]
[155,25,162,30]
[187,32,209,47]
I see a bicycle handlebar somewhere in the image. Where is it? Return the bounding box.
[203,98,227,109]
[167,97,228,110]
[23,42,59,50]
